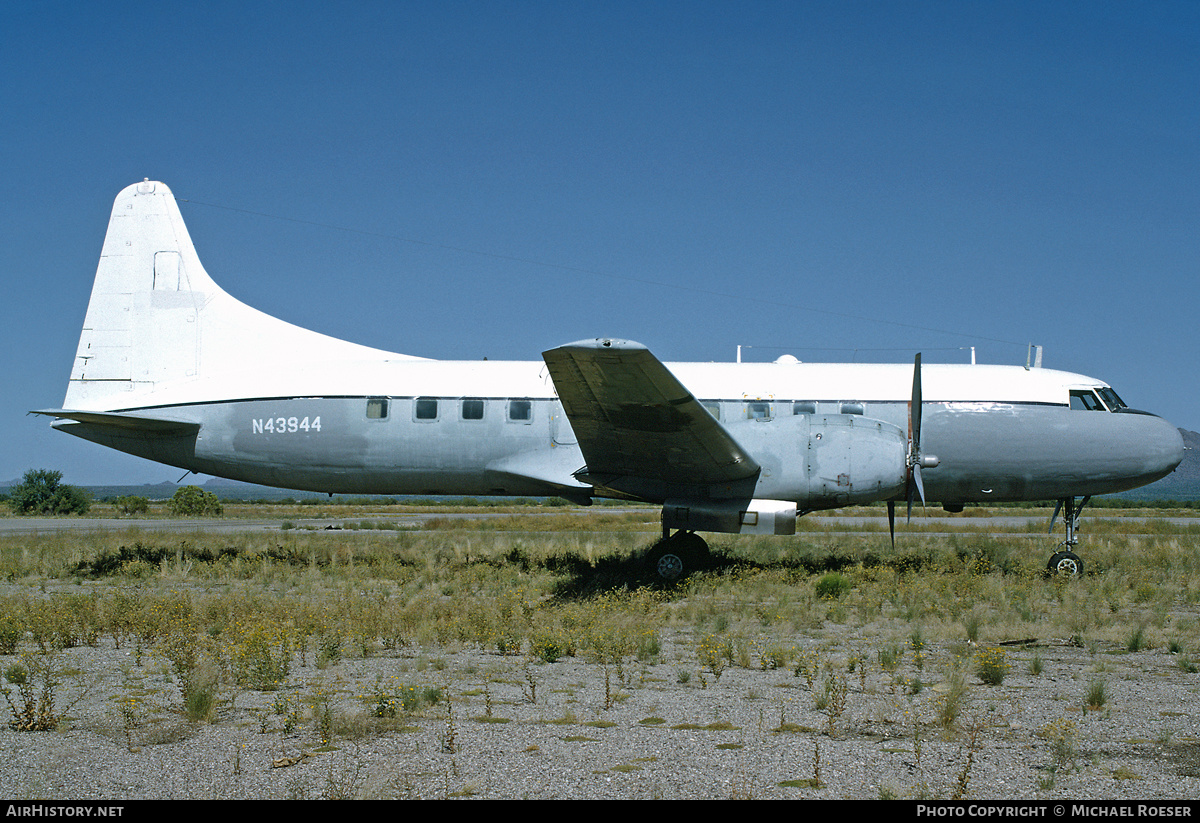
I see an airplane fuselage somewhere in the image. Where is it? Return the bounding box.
[53,357,1184,507]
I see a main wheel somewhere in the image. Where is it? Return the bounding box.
[646,532,709,582]
[1047,550,1083,577]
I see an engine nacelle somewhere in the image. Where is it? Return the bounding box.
[663,497,798,535]
[656,414,909,536]
[730,413,909,509]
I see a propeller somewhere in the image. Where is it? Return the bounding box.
[908,352,925,521]
[1048,499,1063,534]
[889,353,938,548]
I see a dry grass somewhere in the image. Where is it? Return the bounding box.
[3,505,1200,656]
[2,504,1199,797]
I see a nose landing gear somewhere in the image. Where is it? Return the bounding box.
[1047,495,1090,576]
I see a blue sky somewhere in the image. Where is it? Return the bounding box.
[2,1,1197,486]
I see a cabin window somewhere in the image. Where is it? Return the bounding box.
[366,398,389,419]
[1069,390,1105,411]
[792,401,816,415]
[746,402,772,420]
[461,398,485,420]
[508,399,532,422]
[415,397,439,420]
[840,402,864,416]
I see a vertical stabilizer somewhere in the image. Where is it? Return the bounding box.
[65,180,414,411]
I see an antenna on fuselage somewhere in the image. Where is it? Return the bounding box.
[1026,344,1043,369]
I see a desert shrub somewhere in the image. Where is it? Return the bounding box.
[7,469,90,515]
[815,572,851,600]
[223,622,291,690]
[975,647,1009,686]
[0,611,22,654]
[2,654,63,731]
[168,486,223,516]
[368,678,442,718]
[113,496,149,515]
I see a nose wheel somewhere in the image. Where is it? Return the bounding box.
[1047,549,1083,577]
[1047,496,1090,576]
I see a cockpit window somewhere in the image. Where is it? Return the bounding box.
[1096,387,1127,411]
[1069,390,1105,411]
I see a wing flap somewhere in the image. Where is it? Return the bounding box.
[542,339,759,491]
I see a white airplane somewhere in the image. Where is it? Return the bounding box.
[35,181,1184,579]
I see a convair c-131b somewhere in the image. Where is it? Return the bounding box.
[36,180,1184,579]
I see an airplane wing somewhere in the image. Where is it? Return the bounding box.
[542,339,760,498]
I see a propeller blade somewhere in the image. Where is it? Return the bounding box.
[905,475,926,522]
[1046,499,1065,537]
[906,352,924,523]
[888,500,896,548]
[911,353,923,454]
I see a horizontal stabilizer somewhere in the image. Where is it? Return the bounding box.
[32,409,200,435]
[542,339,760,493]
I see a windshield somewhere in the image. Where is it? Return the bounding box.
[1096,387,1128,411]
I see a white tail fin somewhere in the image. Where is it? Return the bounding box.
[65,180,416,411]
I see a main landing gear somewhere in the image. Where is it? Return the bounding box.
[646,529,710,582]
[1047,496,1091,577]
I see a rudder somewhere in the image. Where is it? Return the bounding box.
[66,180,213,409]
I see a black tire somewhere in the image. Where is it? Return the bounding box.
[647,532,709,582]
[1047,550,1083,577]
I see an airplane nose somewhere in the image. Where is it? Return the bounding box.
[1157,418,1185,475]
[1121,411,1185,485]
